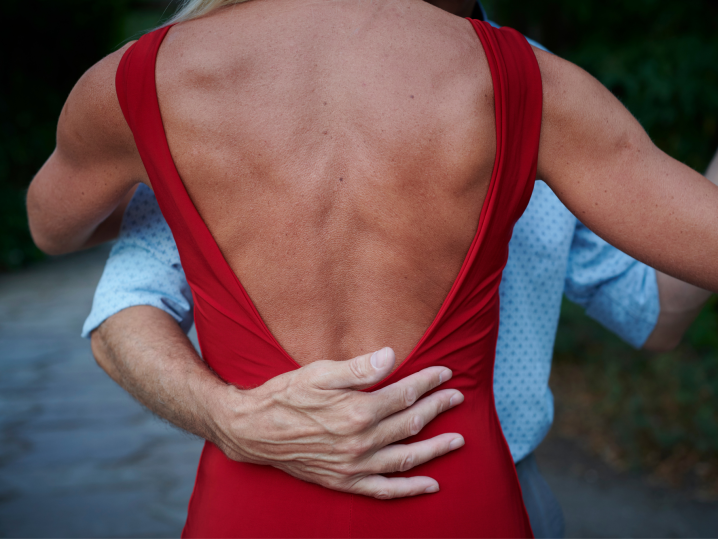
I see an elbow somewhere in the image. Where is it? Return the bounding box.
[29,227,71,256]
[26,185,57,255]
[28,227,73,256]
[26,186,75,256]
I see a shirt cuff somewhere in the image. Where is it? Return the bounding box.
[583,266,660,348]
[81,245,194,338]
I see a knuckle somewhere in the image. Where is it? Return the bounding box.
[349,357,369,381]
[305,361,332,385]
[402,385,418,407]
[436,393,451,414]
[432,391,451,414]
[349,410,373,431]
[408,415,423,436]
[398,452,415,472]
[336,440,356,457]
[434,440,447,458]
[373,489,393,500]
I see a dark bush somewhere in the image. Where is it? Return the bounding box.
[0,0,132,270]
[484,0,718,170]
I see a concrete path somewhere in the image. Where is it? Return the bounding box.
[537,437,718,538]
[1,246,717,537]
[0,247,202,538]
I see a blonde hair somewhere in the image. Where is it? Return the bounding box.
[166,0,251,25]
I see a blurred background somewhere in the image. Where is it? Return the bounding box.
[1,0,717,536]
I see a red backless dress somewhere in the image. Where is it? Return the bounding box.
[116,19,542,538]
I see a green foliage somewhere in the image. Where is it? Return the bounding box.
[0,0,132,270]
[555,296,718,474]
[483,0,718,171]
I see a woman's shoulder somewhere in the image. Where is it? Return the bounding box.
[59,41,140,159]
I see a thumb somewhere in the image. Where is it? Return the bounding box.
[313,347,396,390]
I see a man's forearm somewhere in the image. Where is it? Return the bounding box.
[91,305,230,443]
[643,148,718,352]
[90,305,465,499]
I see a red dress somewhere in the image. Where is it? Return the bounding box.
[116,19,542,538]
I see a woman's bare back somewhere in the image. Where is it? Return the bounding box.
[28,0,718,365]
[155,0,497,365]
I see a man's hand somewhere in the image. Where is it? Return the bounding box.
[213,347,464,499]
[92,307,463,501]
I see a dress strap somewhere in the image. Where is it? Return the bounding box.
[115,26,300,365]
[402,20,544,383]
[467,19,543,226]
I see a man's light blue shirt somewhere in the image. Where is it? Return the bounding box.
[83,18,660,462]
[84,184,658,463]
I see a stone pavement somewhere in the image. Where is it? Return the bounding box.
[1,246,717,538]
[537,436,718,538]
[0,247,202,538]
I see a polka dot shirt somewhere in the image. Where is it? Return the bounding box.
[83,183,658,463]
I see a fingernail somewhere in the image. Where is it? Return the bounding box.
[439,369,452,384]
[424,484,439,494]
[370,348,390,370]
[449,393,464,407]
[449,437,465,450]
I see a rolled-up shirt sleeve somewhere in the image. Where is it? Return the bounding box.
[564,221,660,348]
[82,185,194,338]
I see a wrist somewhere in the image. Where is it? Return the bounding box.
[203,382,256,460]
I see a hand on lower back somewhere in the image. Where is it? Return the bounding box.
[213,347,465,499]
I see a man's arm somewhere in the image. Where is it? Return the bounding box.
[91,306,465,499]
[92,307,223,441]
[642,149,718,351]
[83,187,465,499]
[81,184,195,337]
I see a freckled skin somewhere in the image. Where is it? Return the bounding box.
[27,0,718,368]
[22,0,718,507]
[153,1,496,366]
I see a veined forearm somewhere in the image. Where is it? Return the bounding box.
[91,306,232,443]
[89,305,466,500]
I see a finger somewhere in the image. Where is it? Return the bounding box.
[370,366,453,420]
[363,433,465,474]
[311,347,396,391]
[373,388,464,447]
[350,474,440,500]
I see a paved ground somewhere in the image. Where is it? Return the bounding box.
[0,247,202,538]
[1,246,717,538]
[537,437,718,538]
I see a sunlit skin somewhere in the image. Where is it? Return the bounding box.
[27,0,718,500]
